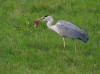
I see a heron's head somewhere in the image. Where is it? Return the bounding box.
[34,15,53,27]
[42,15,53,21]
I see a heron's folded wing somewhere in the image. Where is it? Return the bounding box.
[56,20,87,35]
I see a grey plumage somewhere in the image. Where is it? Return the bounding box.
[56,20,88,42]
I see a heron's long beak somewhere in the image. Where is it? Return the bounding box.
[34,18,43,27]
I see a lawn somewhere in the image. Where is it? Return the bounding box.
[0,0,100,74]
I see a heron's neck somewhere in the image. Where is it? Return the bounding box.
[47,19,54,29]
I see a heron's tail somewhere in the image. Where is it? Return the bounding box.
[78,32,88,42]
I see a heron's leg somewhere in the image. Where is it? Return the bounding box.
[73,39,77,52]
[63,37,66,49]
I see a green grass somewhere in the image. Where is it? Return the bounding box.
[0,0,100,74]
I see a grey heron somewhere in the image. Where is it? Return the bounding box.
[34,15,88,49]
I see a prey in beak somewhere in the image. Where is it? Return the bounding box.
[34,18,42,27]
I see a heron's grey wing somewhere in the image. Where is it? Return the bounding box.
[56,20,88,42]
[56,20,87,35]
